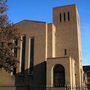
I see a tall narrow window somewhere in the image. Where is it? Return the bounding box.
[28,37,34,74]
[20,34,26,73]
[64,49,67,55]
[14,39,18,57]
[67,12,70,21]
[60,13,62,22]
[63,12,66,21]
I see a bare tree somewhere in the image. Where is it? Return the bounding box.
[0,0,20,73]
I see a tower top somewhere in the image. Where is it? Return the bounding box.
[53,4,77,9]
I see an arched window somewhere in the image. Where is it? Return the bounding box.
[53,64,65,87]
[67,12,70,21]
[63,12,66,22]
[60,13,62,22]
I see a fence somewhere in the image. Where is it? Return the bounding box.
[0,86,90,90]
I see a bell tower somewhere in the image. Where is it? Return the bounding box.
[53,4,83,87]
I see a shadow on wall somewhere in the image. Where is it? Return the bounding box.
[15,61,46,90]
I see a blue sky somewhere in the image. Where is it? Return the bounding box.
[7,0,90,65]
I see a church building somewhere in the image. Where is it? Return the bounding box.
[0,4,84,89]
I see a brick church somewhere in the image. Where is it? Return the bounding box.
[0,4,84,89]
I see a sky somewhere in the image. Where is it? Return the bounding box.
[7,0,90,65]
